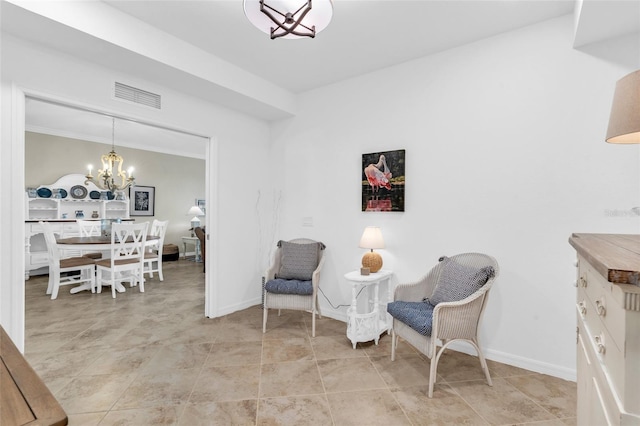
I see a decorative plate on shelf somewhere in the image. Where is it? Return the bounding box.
[56,188,68,199]
[70,185,88,199]
[89,190,101,200]
[36,187,52,198]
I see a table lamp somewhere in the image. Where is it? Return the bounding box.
[606,69,640,144]
[359,226,384,273]
[187,205,205,233]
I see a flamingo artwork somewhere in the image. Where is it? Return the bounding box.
[364,154,392,193]
[361,149,405,212]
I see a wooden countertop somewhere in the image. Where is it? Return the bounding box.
[1,326,67,425]
[569,233,640,285]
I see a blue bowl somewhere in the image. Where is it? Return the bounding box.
[37,187,52,198]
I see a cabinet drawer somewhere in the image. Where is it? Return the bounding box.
[577,260,626,351]
[577,328,617,425]
[578,319,621,425]
[30,253,49,265]
[29,222,62,233]
[576,301,625,404]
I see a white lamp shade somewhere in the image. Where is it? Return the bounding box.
[606,69,640,144]
[243,0,333,39]
[187,206,205,217]
[359,226,384,250]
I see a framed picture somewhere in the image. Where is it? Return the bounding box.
[129,185,155,216]
[196,198,206,215]
[362,149,405,212]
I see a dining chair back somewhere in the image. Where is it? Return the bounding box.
[77,219,102,237]
[95,222,149,298]
[40,221,95,299]
[144,219,169,281]
[75,219,103,259]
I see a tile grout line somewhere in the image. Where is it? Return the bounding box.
[366,345,416,426]
[306,315,337,426]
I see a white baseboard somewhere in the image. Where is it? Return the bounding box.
[448,343,577,382]
[211,302,577,382]
[317,306,577,382]
[213,297,262,318]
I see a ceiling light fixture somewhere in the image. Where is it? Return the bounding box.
[243,0,333,40]
[85,117,135,192]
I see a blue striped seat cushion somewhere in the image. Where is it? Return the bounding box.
[387,301,435,336]
[265,278,313,295]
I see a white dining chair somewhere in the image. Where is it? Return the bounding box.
[95,222,149,298]
[40,221,96,299]
[143,219,169,281]
[76,219,103,259]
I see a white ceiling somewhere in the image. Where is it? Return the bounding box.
[102,0,577,94]
[3,0,639,156]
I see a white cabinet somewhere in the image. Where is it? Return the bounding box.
[27,198,129,221]
[26,173,130,221]
[26,198,59,220]
[570,233,640,426]
[24,174,131,279]
[25,221,81,279]
[103,200,128,219]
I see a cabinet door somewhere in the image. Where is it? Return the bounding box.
[577,325,615,426]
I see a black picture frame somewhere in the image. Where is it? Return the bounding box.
[129,185,155,216]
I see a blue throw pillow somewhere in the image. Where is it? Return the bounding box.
[428,256,495,305]
[387,301,435,336]
[265,278,313,295]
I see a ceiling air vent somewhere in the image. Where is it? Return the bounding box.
[114,82,161,109]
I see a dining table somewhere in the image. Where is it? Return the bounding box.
[56,235,160,294]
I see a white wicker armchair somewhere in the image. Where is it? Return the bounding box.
[263,238,326,337]
[390,252,499,398]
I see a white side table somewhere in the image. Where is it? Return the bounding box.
[181,236,201,262]
[344,269,393,349]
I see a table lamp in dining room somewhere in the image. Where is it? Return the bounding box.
[187,205,205,235]
[359,226,384,274]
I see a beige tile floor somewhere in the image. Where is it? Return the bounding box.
[24,259,577,425]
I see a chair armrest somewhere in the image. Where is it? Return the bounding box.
[265,256,281,281]
[311,255,325,283]
[431,279,494,340]
[394,274,437,302]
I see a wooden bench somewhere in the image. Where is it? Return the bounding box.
[1,326,67,425]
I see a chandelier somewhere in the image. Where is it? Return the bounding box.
[243,0,333,40]
[85,117,135,192]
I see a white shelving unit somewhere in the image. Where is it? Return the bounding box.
[25,173,131,279]
[26,174,129,221]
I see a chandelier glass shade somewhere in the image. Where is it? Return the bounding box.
[243,0,333,39]
[85,118,135,192]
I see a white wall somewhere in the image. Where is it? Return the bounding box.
[269,15,640,379]
[1,34,271,348]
